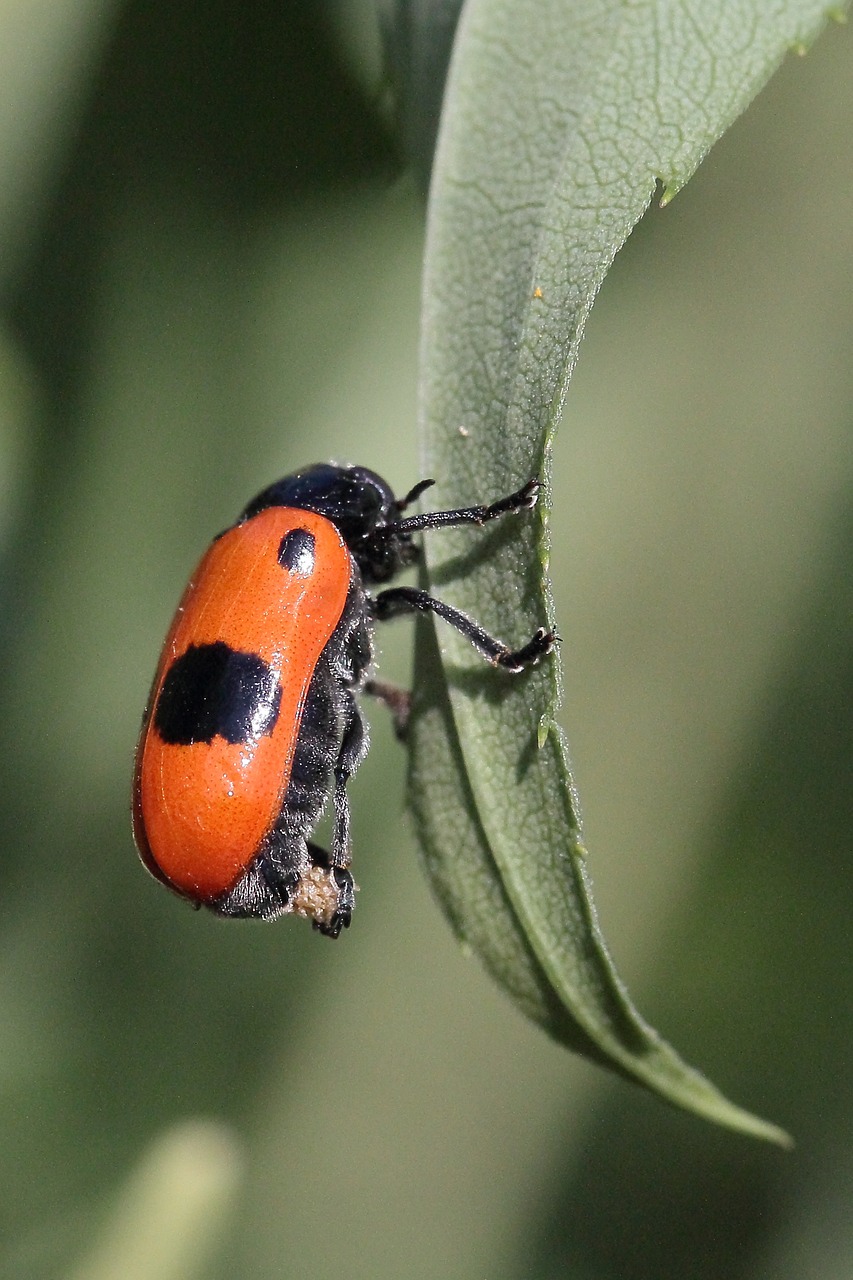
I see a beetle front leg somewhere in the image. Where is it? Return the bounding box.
[393,477,541,535]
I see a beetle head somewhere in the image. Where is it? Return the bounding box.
[241,464,419,583]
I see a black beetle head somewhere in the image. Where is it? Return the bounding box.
[240,463,418,583]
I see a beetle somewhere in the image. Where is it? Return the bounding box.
[132,463,554,937]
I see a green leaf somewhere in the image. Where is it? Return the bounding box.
[410,0,845,1141]
[380,0,464,188]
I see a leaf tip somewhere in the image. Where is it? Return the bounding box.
[708,1104,794,1147]
[730,1113,795,1150]
[658,177,682,208]
[652,1055,795,1147]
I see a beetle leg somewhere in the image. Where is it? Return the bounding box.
[373,586,555,672]
[330,694,368,867]
[297,694,366,938]
[392,477,540,535]
[362,678,412,739]
[303,846,356,939]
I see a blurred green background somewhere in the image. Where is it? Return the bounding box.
[0,3,850,1278]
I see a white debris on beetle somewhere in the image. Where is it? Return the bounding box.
[288,864,355,927]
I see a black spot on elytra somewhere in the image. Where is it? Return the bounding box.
[278,527,315,574]
[154,642,282,745]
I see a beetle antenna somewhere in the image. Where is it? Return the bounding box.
[396,478,435,512]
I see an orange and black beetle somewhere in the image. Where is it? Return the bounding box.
[133,464,553,937]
